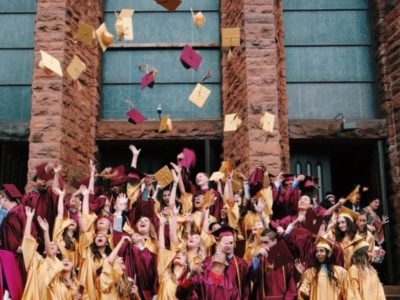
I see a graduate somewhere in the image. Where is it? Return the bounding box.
[0,186,37,283]
[203,226,250,298]
[297,236,353,300]
[250,228,297,300]
[356,211,375,260]
[348,240,386,300]
[176,251,240,300]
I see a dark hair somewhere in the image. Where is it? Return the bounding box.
[351,246,369,269]
[90,241,112,260]
[261,228,277,241]
[313,248,338,285]
[335,216,357,241]
[62,229,79,251]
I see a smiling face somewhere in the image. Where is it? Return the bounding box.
[337,216,348,233]
[194,194,204,209]
[162,190,171,205]
[315,247,328,263]
[47,241,59,257]
[298,195,312,211]
[220,205,228,218]
[357,214,367,231]
[219,235,234,255]
[251,221,263,235]
[35,178,47,191]
[136,217,151,234]
[234,193,242,206]
[370,199,380,211]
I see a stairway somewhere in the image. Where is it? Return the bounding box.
[384,286,400,299]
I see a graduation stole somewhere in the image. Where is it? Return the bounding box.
[233,257,242,298]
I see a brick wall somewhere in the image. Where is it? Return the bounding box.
[221,0,290,175]
[372,0,400,282]
[27,0,103,188]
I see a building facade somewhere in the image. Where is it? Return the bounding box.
[1,0,400,283]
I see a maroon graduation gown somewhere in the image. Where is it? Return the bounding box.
[250,257,297,300]
[0,204,37,283]
[177,271,240,300]
[272,186,301,220]
[203,255,250,299]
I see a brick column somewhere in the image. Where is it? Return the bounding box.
[221,0,289,175]
[372,0,400,281]
[28,0,103,188]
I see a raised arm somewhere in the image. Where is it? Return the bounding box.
[324,197,347,216]
[54,187,66,218]
[107,235,131,264]
[52,163,62,192]
[88,159,96,195]
[24,207,35,237]
[37,216,53,258]
[224,173,235,206]
[169,169,180,209]
[78,185,90,232]
[129,145,141,169]
[158,213,167,249]
[169,209,179,245]
[170,162,186,196]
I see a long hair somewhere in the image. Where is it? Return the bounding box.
[312,250,338,286]
[62,228,79,251]
[357,211,369,236]
[351,247,370,270]
[335,216,357,241]
[90,241,112,260]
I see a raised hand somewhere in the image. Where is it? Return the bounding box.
[171,169,180,184]
[382,215,389,225]
[255,198,266,213]
[25,206,35,219]
[294,259,306,274]
[53,187,65,197]
[296,174,305,181]
[80,185,90,196]
[157,213,167,225]
[129,144,141,156]
[53,163,63,174]
[89,159,96,174]
[170,162,182,175]
[37,216,49,232]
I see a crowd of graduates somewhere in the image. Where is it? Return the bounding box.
[0,145,389,299]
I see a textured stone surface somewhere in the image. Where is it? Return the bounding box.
[27,0,103,188]
[372,0,400,282]
[221,0,290,176]
[97,121,223,140]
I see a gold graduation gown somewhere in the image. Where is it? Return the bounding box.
[53,216,80,269]
[21,235,64,300]
[99,260,124,300]
[348,265,386,300]
[78,231,106,300]
[298,265,353,300]
[359,230,376,261]
[157,248,181,300]
[339,234,364,269]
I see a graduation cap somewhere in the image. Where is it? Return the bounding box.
[126,108,145,124]
[268,240,294,269]
[315,236,334,254]
[138,64,157,90]
[35,162,55,181]
[155,0,182,11]
[223,113,242,132]
[303,208,324,235]
[95,23,114,52]
[346,184,368,204]
[188,70,213,108]
[352,240,370,254]
[66,55,86,81]
[115,9,134,41]
[180,44,203,70]
[248,166,266,186]
[338,206,359,222]
[39,50,63,77]
[209,171,225,182]
[221,28,240,48]
[181,148,196,169]
[77,22,95,46]
[191,8,205,28]
[154,165,174,187]
[302,176,320,191]
[211,226,236,239]
[3,184,23,199]
[158,116,173,133]
[260,111,275,133]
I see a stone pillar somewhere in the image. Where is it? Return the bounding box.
[221,0,289,175]
[28,0,103,188]
[372,0,400,282]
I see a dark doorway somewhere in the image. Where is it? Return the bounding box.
[0,141,29,192]
[97,139,222,181]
